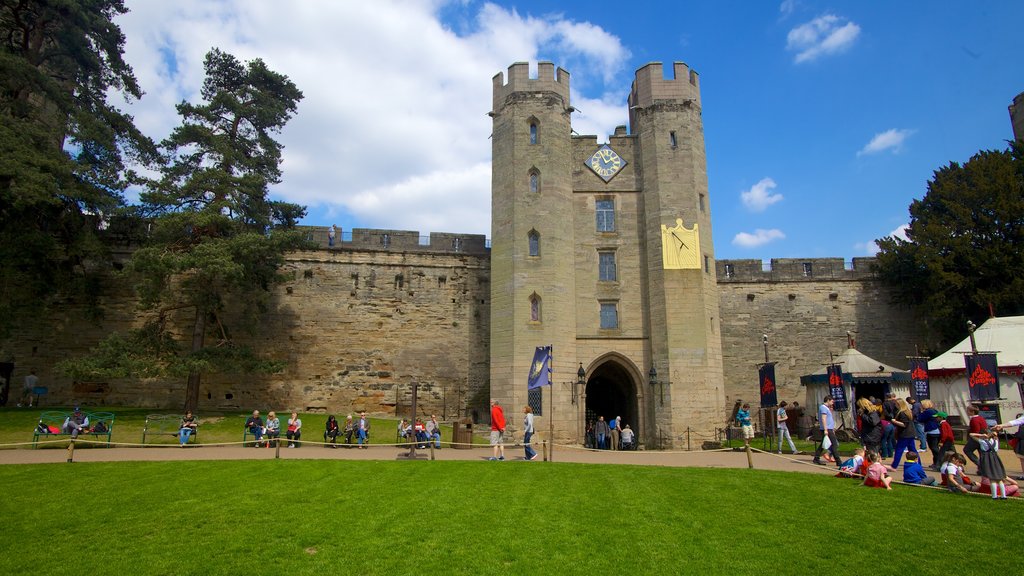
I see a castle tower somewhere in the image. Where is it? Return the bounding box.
[1011,91,1024,142]
[489,63,578,433]
[628,62,726,442]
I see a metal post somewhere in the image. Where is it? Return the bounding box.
[66,439,75,463]
[275,439,281,459]
[686,427,691,451]
[429,441,435,461]
[745,444,754,469]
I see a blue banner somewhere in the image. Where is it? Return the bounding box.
[759,363,778,408]
[909,358,930,400]
[527,346,552,390]
[827,364,848,411]
[966,353,999,402]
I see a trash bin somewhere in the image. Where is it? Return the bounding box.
[452,418,473,450]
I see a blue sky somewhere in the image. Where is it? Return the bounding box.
[116,0,1023,261]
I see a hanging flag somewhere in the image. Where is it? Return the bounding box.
[965,353,1000,402]
[758,363,778,408]
[527,346,552,389]
[909,358,930,400]
[827,364,848,411]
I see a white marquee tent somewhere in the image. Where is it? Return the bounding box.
[927,315,1024,424]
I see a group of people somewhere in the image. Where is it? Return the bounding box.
[397,415,443,449]
[813,392,1024,498]
[585,415,635,450]
[243,410,304,448]
[322,413,371,448]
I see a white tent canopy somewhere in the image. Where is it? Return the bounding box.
[927,316,1024,424]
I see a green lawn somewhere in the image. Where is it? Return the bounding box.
[0,460,1017,575]
[0,407,477,448]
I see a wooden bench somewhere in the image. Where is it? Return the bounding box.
[142,414,199,445]
[32,410,115,448]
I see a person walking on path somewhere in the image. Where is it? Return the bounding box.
[489,400,506,461]
[812,396,840,467]
[963,405,988,470]
[736,403,753,449]
[594,416,609,450]
[522,405,537,461]
[776,401,798,454]
[609,416,620,451]
[889,398,919,469]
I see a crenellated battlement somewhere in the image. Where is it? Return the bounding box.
[492,61,570,112]
[628,61,701,110]
[717,257,879,283]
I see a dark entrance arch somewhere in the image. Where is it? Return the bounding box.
[584,360,639,438]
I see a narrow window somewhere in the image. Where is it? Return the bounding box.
[724,263,735,278]
[529,122,538,145]
[704,255,710,273]
[394,274,404,289]
[530,293,542,322]
[802,262,813,277]
[600,302,618,329]
[596,199,615,232]
[452,237,462,252]
[381,233,390,248]
[528,230,540,257]
[599,252,617,281]
[669,131,677,148]
[529,170,540,193]
[699,193,706,213]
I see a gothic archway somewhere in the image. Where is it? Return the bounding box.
[584,358,640,443]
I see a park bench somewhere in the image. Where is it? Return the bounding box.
[142,414,199,445]
[32,410,115,448]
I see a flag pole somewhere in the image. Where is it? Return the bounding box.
[549,345,554,462]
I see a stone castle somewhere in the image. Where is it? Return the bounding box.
[4,62,928,448]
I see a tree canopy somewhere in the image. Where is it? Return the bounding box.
[60,48,308,411]
[0,0,155,337]
[874,141,1024,349]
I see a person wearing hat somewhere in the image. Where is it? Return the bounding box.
[62,407,89,439]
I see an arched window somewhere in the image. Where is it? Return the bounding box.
[528,119,539,145]
[529,169,540,193]
[529,293,542,322]
[528,230,540,257]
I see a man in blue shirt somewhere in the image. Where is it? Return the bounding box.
[812,395,841,467]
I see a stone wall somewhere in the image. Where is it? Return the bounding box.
[4,238,491,421]
[716,257,925,411]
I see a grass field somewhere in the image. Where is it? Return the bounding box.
[0,460,1018,575]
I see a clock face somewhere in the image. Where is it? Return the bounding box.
[587,145,626,182]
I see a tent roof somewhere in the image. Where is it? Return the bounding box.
[929,315,1024,377]
[800,346,907,386]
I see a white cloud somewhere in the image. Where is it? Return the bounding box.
[732,229,786,248]
[740,177,783,212]
[115,0,631,237]
[786,14,860,63]
[779,0,797,18]
[855,223,909,255]
[857,128,915,156]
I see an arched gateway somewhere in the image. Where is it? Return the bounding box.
[583,355,643,445]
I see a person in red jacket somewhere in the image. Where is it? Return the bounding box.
[935,411,956,469]
[963,405,988,470]
[489,400,506,461]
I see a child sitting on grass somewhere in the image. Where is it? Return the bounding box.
[863,450,892,490]
[836,447,866,479]
[940,452,975,494]
[902,451,937,486]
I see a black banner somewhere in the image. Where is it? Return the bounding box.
[909,358,930,400]
[827,364,848,411]
[965,353,1000,402]
[758,363,778,408]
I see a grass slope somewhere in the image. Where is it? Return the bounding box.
[0,461,1018,575]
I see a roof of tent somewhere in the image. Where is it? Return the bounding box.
[929,315,1024,378]
[799,347,909,386]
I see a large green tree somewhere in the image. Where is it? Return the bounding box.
[0,0,155,337]
[874,141,1024,348]
[61,49,307,411]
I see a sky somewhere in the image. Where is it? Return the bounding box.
[115,0,1024,261]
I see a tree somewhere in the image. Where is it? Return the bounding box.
[60,49,307,411]
[0,0,155,338]
[874,141,1024,348]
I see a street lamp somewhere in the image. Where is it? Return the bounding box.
[572,363,586,404]
[649,366,663,406]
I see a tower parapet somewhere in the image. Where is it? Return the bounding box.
[628,62,700,109]
[492,61,570,112]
